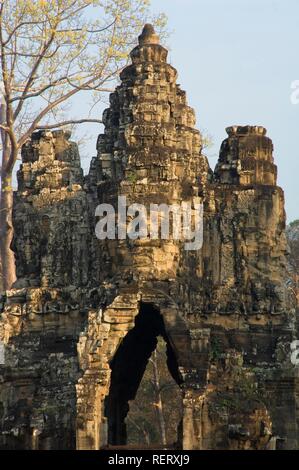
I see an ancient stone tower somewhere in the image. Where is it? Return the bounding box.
[0,25,298,450]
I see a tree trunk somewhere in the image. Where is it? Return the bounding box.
[152,350,167,446]
[0,149,16,290]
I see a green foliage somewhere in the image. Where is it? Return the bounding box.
[287,221,299,277]
[200,129,214,151]
[127,172,138,184]
[290,219,299,227]
[210,336,223,362]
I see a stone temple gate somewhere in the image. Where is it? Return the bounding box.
[0,24,298,450]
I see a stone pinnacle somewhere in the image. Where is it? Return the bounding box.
[138,23,160,46]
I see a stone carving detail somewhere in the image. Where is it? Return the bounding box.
[0,25,297,450]
[12,130,90,289]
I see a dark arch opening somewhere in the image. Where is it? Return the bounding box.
[105,302,182,446]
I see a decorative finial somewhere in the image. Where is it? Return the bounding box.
[138,24,160,46]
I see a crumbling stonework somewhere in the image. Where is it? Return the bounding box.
[287,221,299,306]
[0,24,298,450]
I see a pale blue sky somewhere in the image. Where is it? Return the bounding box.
[78,0,299,222]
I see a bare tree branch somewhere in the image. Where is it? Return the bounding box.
[57,18,117,34]
[13,30,57,121]
[36,118,103,129]
[3,20,46,47]
[10,76,69,103]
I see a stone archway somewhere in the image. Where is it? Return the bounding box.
[105,301,183,446]
[75,289,209,450]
